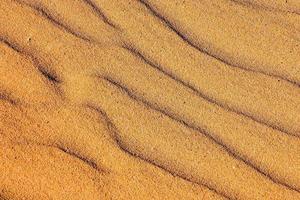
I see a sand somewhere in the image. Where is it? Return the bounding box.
[0,0,299,199]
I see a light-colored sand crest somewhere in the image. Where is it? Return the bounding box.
[0,0,299,199]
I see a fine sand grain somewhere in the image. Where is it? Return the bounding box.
[0,0,300,199]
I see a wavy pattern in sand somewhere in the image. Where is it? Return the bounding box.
[0,0,300,199]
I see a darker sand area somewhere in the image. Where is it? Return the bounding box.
[0,0,300,199]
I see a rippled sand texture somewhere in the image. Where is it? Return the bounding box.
[0,0,300,199]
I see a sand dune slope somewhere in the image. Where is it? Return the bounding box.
[0,0,300,199]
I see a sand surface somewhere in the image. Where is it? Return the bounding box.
[0,0,300,199]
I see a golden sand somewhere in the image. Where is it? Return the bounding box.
[0,0,300,199]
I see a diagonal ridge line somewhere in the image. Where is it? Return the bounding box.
[82,0,119,29]
[137,0,300,87]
